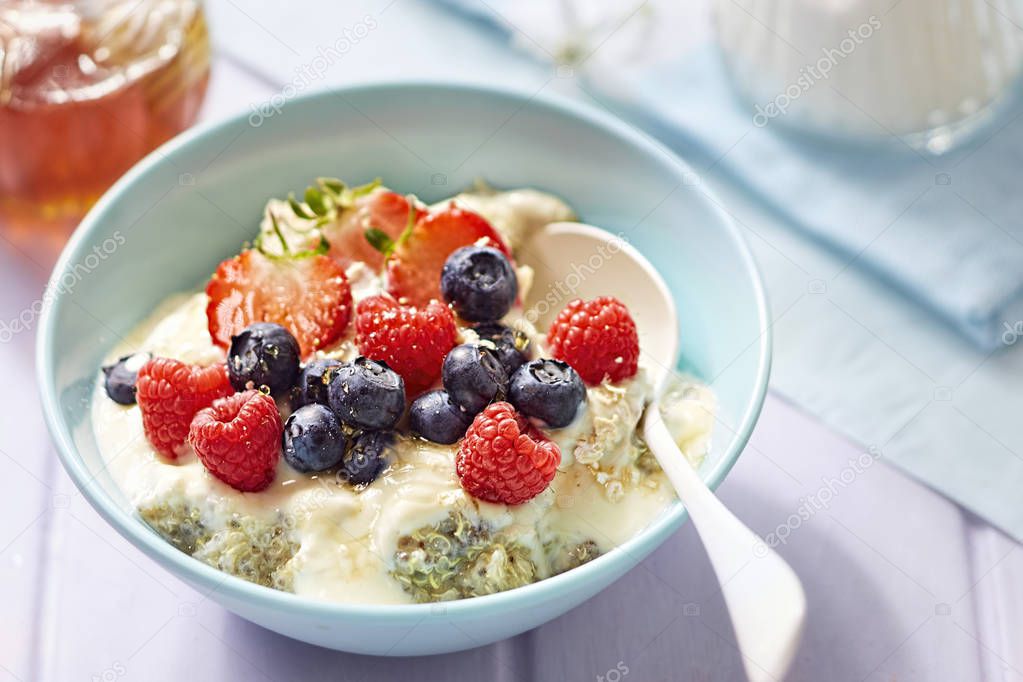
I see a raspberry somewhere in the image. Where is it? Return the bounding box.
[135,357,234,459]
[355,294,458,395]
[188,390,283,492]
[455,402,560,505]
[547,296,640,385]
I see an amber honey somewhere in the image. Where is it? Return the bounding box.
[0,0,210,261]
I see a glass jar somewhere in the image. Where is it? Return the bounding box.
[0,0,210,259]
[714,0,1023,154]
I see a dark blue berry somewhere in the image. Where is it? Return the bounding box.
[328,357,405,430]
[102,351,150,405]
[442,344,507,414]
[509,359,585,428]
[409,390,473,444]
[440,246,518,322]
[472,323,531,375]
[282,404,347,473]
[227,322,301,395]
[292,358,343,409]
[342,430,396,485]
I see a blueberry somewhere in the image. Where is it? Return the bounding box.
[328,357,405,430]
[292,358,343,409]
[102,351,151,405]
[509,359,585,428]
[409,390,473,444]
[342,430,396,485]
[282,404,347,473]
[472,323,531,375]
[440,246,518,322]
[228,322,301,395]
[442,344,507,414]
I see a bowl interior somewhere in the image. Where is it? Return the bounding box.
[39,83,769,620]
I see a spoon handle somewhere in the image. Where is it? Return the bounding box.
[643,409,806,682]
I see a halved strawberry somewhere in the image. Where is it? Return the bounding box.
[324,190,418,271]
[385,204,510,307]
[206,250,353,357]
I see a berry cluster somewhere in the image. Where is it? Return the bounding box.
[135,357,233,459]
[127,322,403,492]
[408,246,558,438]
[400,244,595,506]
[105,179,643,507]
[284,353,404,484]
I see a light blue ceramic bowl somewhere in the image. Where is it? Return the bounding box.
[37,82,770,655]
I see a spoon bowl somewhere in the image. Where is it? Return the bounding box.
[526,220,806,682]
[520,221,679,376]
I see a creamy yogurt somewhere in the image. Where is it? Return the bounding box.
[91,187,717,604]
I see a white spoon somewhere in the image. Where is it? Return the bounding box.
[521,222,806,682]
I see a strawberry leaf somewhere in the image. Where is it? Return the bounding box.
[255,230,330,262]
[349,178,381,199]
[394,194,419,248]
[335,178,381,207]
[269,212,291,255]
[305,187,329,217]
[288,193,315,220]
[317,177,346,198]
[365,227,395,256]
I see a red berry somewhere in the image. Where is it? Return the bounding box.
[189,390,283,492]
[135,357,234,459]
[456,402,560,505]
[206,249,353,358]
[354,294,457,396]
[547,296,640,385]
[386,204,510,307]
[325,190,420,270]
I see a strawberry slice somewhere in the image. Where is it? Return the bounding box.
[386,204,510,307]
[206,250,353,357]
[324,190,418,271]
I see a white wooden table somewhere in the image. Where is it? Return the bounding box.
[2,2,1021,680]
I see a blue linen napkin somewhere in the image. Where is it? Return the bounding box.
[588,53,1023,352]
[436,0,1023,352]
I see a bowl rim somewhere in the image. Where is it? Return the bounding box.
[36,80,772,622]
